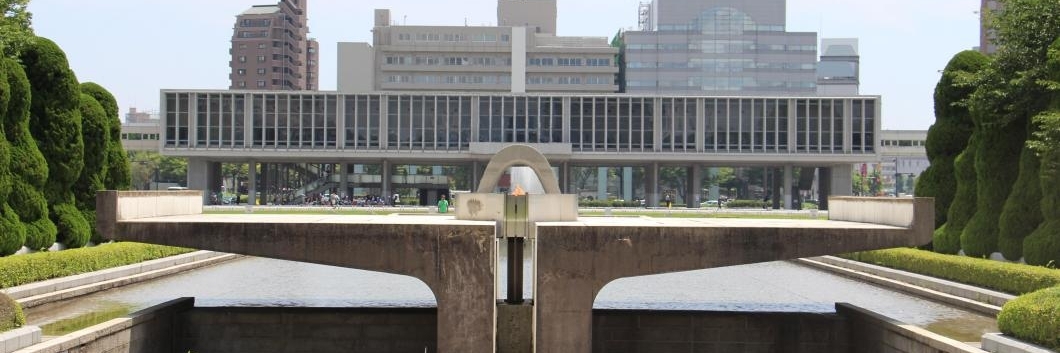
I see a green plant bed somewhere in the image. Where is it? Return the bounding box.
[0,242,193,289]
[724,200,769,209]
[997,286,1060,350]
[841,248,1060,295]
[0,292,24,333]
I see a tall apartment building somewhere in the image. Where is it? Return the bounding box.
[338,0,618,93]
[622,0,819,95]
[980,0,999,54]
[229,0,319,91]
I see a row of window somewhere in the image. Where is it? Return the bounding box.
[121,133,160,141]
[396,32,511,43]
[240,19,272,27]
[626,79,816,91]
[163,92,877,154]
[385,75,512,85]
[528,57,612,67]
[627,60,815,72]
[385,55,511,67]
[626,42,816,53]
[526,76,612,85]
[880,139,926,147]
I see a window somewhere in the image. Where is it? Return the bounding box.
[398,33,411,41]
[238,44,247,49]
[257,55,266,62]
[501,34,510,42]
[238,81,247,88]
[237,69,246,76]
[587,58,610,67]
[238,56,247,63]
[308,47,316,53]
[257,80,266,87]
[257,68,266,75]
[257,43,267,49]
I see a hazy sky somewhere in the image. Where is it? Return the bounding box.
[28,0,980,130]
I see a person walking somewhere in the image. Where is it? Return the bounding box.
[437,195,450,214]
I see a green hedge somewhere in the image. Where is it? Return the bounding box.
[724,200,768,209]
[0,242,193,289]
[842,248,1060,295]
[1025,149,1060,266]
[997,286,1060,350]
[962,120,1026,257]
[997,146,1042,260]
[579,200,642,208]
[0,291,23,333]
[935,147,977,254]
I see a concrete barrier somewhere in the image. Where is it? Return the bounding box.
[837,303,982,353]
[0,327,40,353]
[981,333,1056,353]
[12,298,191,353]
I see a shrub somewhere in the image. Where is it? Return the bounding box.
[3,57,53,249]
[918,50,989,228]
[0,205,25,256]
[579,200,641,208]
[1025,149,1060,266]
[997,146,1042,260]
[80,83,130,191]
[74,93,108,212]
[0,291,24,333]
[997,286,1060,350]
[842,248,1060,295]
[52,202,90,249]
[724,199,768,209]
[962,120,1026,257]
[935,147,977,254]
[0,242,193,289]
[20,36,84,217]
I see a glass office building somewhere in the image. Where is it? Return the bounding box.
[624,0,818,95]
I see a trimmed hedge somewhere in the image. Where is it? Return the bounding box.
[0,242,193,289]
[997,286,1060,350]
[935,147,977,254]
[579,200,642,208]
[1025,149,1060,266]
[0,291,24,333]
[918,50,988,228]
[2,57,53,250]
[842,248,1060,295]
[962,119,1026,257]
[997,146,1042,260]
[725,199,769,209]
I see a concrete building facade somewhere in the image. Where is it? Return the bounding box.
[337,0,618,94]
[817,38,860,96]
[622,0,819,95]
[161,89,880,207]
[229,0,319,91]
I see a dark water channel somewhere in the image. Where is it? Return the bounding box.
[25,248,997,343]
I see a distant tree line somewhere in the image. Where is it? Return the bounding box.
[0,1,131,256]
[917,0,1060,265]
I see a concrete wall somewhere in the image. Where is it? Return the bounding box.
[837,303,984,353]
[337,42,374,93]
[592,310,848,353]
[13,298,189,353]
[180,307,437,353]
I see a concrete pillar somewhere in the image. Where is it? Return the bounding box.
[596,167,608,201]
[708,167,719,201]
[260,163,270,205]
[186,158,209,192]
[622,167,633,202]
[559,162,570,194]
[818,167,832,211]
[783,166,794,209]
[472,161,482,193]
[830,165,853,197]
[340,163,349,197]
[382,160,392,201]
[686,166,702,208]
[248,162,258,206]
[771,168,782,209]
[646,163,659,207]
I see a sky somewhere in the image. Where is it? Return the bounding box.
[28,0,981,130]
